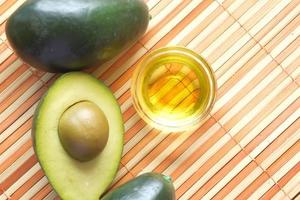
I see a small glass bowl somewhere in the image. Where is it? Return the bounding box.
[131,46,216,131]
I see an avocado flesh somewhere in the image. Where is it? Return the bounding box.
[32,72,124,200]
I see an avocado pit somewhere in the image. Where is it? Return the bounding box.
[58,101,109,162]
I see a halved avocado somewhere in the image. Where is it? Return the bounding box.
[32,72,124,200]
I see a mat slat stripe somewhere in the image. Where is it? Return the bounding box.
[0,0,299,199]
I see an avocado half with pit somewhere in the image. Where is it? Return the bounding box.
[6,0,149,72]
[32,72,124,200]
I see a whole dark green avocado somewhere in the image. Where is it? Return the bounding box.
[6,0,149,72]
[101,173,176,200]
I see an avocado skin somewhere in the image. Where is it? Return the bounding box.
[101,173,176,200]
[6,0,149,72]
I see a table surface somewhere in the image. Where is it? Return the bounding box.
[0,0,299,199]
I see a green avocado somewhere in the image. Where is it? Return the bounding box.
[32,72,124,200]
[101,173,176,200]
[6,0,149,72]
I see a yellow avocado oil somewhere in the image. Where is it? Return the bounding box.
[131,46,216,131]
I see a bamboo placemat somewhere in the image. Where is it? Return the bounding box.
[0,0,299,199]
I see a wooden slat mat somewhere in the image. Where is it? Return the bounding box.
[0,0,299,199]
